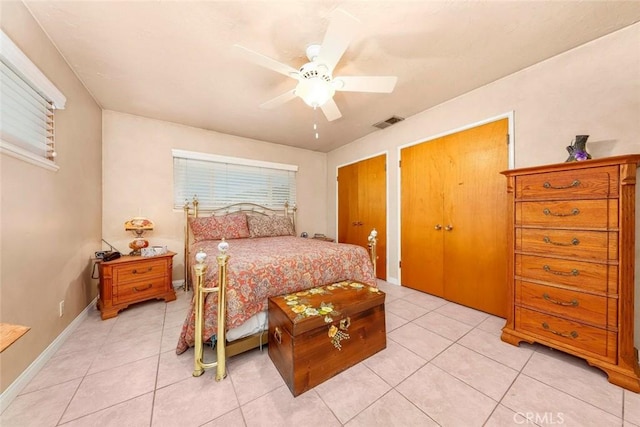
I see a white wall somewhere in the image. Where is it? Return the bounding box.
[0,1,102,393]
[327,23,640,284]
[102,111,328,281]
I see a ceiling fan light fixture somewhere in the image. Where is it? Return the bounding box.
[295,77,335,107]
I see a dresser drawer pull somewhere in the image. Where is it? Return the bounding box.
[273,326,282,344]
[542,322,579,339]
[132,267,153,274]
[133,284,153,292]
[543,179,581,190]
[543,236,580,246]
[542,208,580,217]
[543,265,579,276]
[542,293,579,307]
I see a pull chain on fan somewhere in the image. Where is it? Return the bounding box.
[314,107,319,139]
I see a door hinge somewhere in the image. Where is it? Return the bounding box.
[399,160,401,168]
[336,175,339,182]
[399,260,401,268]
[506,133,510,145]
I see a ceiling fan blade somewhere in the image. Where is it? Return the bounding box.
[317,9,361,72]
[233,44,299,78]
[259,89,297,109]
[334,76,398,93]
[320,98,342,121]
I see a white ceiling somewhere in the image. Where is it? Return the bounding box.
[24,1,640,153]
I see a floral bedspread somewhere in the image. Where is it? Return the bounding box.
[176,236,376,354]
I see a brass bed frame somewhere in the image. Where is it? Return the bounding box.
[183,198,378,381]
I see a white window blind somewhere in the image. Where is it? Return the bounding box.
[0,30,66,170]
[173,150,297,209]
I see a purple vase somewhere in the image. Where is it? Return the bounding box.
[565,135,591,162]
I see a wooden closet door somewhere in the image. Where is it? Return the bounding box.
[359,155,387,280]
[400,142,445,296]
[443,119,509,317]
[338,154,387,280]
[400,118,508,317]
[338,162,360,245]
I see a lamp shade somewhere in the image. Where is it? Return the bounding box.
[124,217,154,231]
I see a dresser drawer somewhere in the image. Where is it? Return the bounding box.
[516,307,616,360]
[516,280,611,326]
[516,228,617,261]
[113,258,167,283]
[516,199,617,229]
[515,254,615,294]
[113,276,167,305]
[515,166,619,200]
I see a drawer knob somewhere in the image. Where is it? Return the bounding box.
[543,236,580,246]
[133,284,152,292]
[542,208,580,217]
[542,322,578,339]
[132,267,153,274]
[543,265,579,276]
[543,179,581,190]
[444,225,453,231]
[434,224,442,230]
[543,293,579,307]
[273,326,282,344]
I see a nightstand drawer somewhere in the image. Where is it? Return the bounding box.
[515,254,614,294]
[113,259,167,283]
[515,166,618,200]
[516,199,617,229]
[516,307,616,360]
[515,280,610,326]
[113,276,167,305]
[516,228,617,261]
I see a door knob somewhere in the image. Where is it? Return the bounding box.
[434,224,442,230]
[444,225,453,231]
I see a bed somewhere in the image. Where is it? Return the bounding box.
[176,199,378,381]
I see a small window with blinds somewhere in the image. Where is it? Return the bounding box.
[0,30,66,171]
[172,149,297,209]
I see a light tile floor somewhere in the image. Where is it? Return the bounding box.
[2,281,640,426]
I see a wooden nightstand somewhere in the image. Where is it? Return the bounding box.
[98,252,177,319]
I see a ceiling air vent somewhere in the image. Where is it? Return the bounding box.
[373,115,405,129]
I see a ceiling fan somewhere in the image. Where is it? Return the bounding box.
[234,8,398,122]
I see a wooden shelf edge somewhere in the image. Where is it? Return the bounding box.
[0,323,30,352]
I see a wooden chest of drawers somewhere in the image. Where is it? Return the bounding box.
[98,252,177,319]
[501,155,640,392]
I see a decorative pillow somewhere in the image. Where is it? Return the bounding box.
[189,212,249,242]
[247,215,295,238]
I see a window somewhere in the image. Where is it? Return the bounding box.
[0,30,66,171]
[173,149,297,209]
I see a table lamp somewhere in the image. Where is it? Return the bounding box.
[124,217,154,255]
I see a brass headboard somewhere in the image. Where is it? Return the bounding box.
[182,197,297,290]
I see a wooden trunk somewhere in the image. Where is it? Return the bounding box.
[268,282,386,396]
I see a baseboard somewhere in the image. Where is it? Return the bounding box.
[172,279,185,290]
[0,298,97,413]
[386,276,399,285]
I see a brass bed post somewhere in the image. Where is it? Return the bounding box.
[183,197,199,292]
[368,228,378,278]
[284,202,297,233]
[192,241,229,381]
[183,200,190,292]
